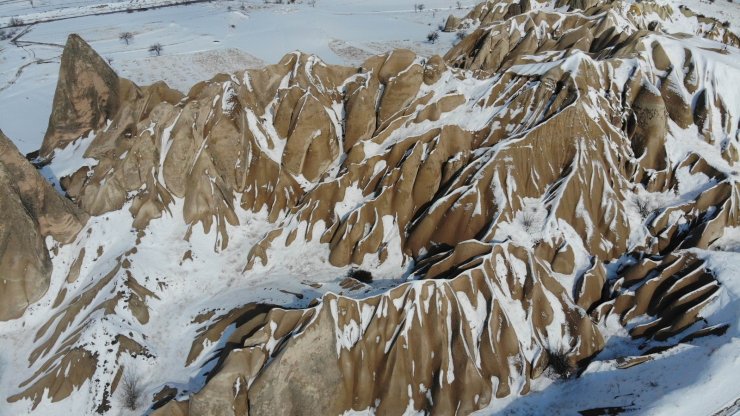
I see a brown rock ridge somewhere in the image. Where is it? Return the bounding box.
[160,243,604,416]
[5,0,738,413]
[40,34,141,159]
[444,0,739,47]
[0,130,87,320]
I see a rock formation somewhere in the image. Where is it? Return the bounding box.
[1,0,739,415]
[0,130,86,321]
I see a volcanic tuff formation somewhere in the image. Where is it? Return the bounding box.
[1,0,739,415]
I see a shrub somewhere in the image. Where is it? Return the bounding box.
[547,350,578,379]
[347,268,373,284]
[427,31,439,43]
[120,370,143,410]
[633,195,651,219]
[520,209,538,233]
[148,43,163,56]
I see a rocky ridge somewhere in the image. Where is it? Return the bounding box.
[0,0,738,415]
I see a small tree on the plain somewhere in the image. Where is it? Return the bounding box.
[456,1,463,9]
[120,370,143,410]
[148,43,163,56]
[427,31,439,43]
[119,31,133,45]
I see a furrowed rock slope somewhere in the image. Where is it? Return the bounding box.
[0,0,739,415]
[0,130,86,321]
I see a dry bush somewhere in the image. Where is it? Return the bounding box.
[120,370,143,410]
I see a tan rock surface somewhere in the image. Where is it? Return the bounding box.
[3,0,739,414]
[0,130,86,321]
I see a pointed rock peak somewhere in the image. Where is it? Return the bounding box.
[39,34,122,159]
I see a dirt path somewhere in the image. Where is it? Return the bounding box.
[0,24,59,93]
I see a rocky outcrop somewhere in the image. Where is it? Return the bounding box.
[443,0,739,47]
[160,243,603,416]
[39,34,138,159]
[3,0,739,414]
[0,130,86,321]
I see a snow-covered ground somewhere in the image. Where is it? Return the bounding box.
[0,1,739,415]
[475,249,740,416]
[671,0,740,29]
[0,0,475,153]
[1,0,738,153]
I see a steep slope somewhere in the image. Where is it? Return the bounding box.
[0,0,738,415]
[0,130,86,321]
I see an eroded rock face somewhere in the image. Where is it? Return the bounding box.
[5,0,740,414]
[39,34,137,159]
[214,243,603,416]
[0,130,86,321]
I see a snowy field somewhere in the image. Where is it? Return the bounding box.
[0,0,476,153]
[2,0,738,154]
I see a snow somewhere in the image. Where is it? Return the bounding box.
[0,190,403,415]
[0,0,738,415]
[40,127,100,190]
[0,0,476,153]
[662,0,740,32]
[474,248,740,416]
[711,226,740,252]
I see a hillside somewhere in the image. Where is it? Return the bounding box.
[0,0,739,415]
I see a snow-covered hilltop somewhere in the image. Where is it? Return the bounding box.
[0,0,739,415]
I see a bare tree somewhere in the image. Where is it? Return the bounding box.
[120,370,143,410]
[119,32,133,45]
[148,43,163,56]
[427,31,439,43]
